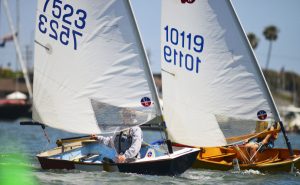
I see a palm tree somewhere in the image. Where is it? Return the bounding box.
[263,25,279,70]
[247,33,259,50]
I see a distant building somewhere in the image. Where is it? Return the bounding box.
[0,79,29,98]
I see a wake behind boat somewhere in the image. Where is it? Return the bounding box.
[161,0,300,172]
[23,0,198,176]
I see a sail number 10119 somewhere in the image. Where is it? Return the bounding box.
[163,25,204,74]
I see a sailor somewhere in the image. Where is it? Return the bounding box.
[90,109,143,163]
[244,124,278,161]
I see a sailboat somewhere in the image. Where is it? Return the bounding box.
[282,105,300,133]
[161,0,300,172]
[24,0,199,176]
[0,91,31,120]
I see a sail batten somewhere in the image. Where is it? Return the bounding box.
[33,0,160,134]
[161,0,279,147]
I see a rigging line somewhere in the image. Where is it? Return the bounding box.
[234,145,250,159]
[42,127,51,144]
[233,145,250,164]
[3,0,33,98]
[249,143,263,162]
[161,68,175,76]
[243,146,251,159]
[34,40,50,51]
[234,145,250,164]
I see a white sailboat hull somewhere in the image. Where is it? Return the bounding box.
[37,140,199,176]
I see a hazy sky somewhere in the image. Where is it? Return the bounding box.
[0,0,299,74]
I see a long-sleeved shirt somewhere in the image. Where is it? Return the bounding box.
[96,126,143,159]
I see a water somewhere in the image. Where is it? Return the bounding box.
[1,120,300,185]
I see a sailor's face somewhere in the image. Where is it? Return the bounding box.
[123,111,135,125]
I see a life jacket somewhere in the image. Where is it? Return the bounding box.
[114,129,133,155]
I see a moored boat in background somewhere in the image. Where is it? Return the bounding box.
[0,91,31,119]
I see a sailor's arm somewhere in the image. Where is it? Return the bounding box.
[261,126,274,145]
[90,134,114,147]
[123,127,143,159]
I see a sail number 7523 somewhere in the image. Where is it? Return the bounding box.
[38,0,87,50]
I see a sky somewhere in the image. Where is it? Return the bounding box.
[0,0,299,74]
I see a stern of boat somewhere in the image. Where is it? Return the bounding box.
[117,148,199,176]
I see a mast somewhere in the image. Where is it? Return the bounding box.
[228,0,293,156]
[0,0,1,39]
[16,0,20,35]
[126,1,170,151]
[126,1,163,118]
[3,0,33,99]
[15,0,20,93]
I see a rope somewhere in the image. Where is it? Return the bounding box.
[249,143,264,162]
[233,145,250,164]
[41,127,51,152]
[42,129,50,143]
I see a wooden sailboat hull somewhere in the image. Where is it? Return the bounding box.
[36,141,199,176]
[192,146,300,172]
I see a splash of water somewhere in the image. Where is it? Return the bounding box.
[231,169,265,175]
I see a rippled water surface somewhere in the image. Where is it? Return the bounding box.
[1,120,300,185]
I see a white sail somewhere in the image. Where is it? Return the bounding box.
[33,0,161,134]
[161,0,280,146]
